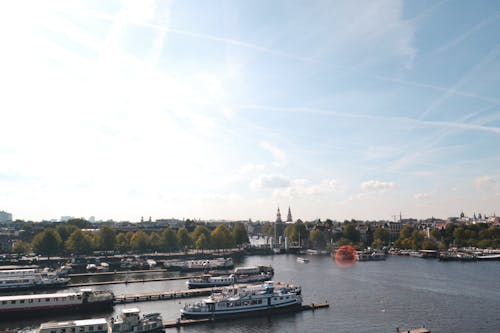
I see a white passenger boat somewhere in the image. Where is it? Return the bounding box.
[296,257,309,263]
[0,269,70,291]
[0,289,114,319]
[164,258,233,271]
[180,281,302,319]
[186,266,274,289]
[37,308,163,333]
[111,308,163,333]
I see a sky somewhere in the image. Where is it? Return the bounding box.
[0,0,499,222]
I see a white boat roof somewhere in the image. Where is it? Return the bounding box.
[0,292,79,301]
[40,318,107,329]
[122,308,140,313]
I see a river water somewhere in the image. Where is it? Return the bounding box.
[2,254,500,332]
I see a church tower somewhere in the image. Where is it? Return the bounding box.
[276,207,282,223]
[274,206,285,243]
[286,206,293,223]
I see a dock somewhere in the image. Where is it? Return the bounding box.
[162,303,330,328]
[114,287,218,304]
[67,275,194,288]
[395,328,430,333]
[113,282,302,304]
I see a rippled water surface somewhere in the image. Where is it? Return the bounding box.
[2,255,500,332]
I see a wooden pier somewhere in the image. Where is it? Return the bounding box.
[67,275,194,288]
[161,303,330,328]
[114,287,218,304]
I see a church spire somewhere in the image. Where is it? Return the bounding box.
[276,206,282,223]
[286,206,293,223]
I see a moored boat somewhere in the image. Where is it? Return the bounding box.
[180,281,302,319]
[164,258,233,271]
[0,269,70,291]
[0,288,114,319]
[187,266,274,289]
[37,308,163,333]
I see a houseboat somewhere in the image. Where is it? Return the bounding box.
[180,281,302,319]
[186,266,274,289]
[164,258,233,271]
[0,288,114,319]
[37,308,163,333]
[0,268,70,291]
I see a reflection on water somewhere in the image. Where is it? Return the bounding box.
[2,255,500,333]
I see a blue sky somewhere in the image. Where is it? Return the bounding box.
[0,0,499,222]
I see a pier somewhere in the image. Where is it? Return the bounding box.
[67,275,196,288]
[161,303,330,328]
[114,287,217,304]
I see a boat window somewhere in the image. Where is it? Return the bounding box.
[46,298,50,302]
[79,327,84,332]
[61,329,66,333]
[38,299,42,302]
[29,299,33,303]
[1,301,6,304]
[88,326,93,331]
[11,300,15,304]
[20,300,25,303]
[50,330,56,333]
[97,325,103,330]
[70,328,75,332]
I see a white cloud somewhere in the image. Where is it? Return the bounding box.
[260,142,286,165]
[474,176,496,190]
[273,179,338,199]
[250,174,290,190]
[414,193,431,200]
[361,180,398,191]
[239,164,265,175]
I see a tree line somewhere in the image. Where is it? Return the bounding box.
[12,222,249,257]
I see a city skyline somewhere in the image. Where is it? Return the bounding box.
[0,1,499,222]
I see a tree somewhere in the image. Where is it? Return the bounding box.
[149,232,162,252]
[31,228,63,257]
[12,241,31,254]
[343,223,360,244]
[285,221,308,245]
[211,224,234,249]
[116,232,130,253]
[191,225,211,243]
[195,234,210,252]
[65,229,93,255]
[232,223,249,247]
[177,227,191,250]
[262,223,274,238]
[373,228,390,246]
[309,229,327,249]
[422,238,438,250]
[161,227,178,252]
[95,226,116,251]
[130,231,149,252]
[57,224,78,242]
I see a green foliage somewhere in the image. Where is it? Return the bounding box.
[285,221,308,244]
[149,232,162,252]
[130,231,149,252]
[65,229,94,255]
[95,226,116,251]
[342,223,360,244]
[309,229,327,249]
[57,224,79,242]
[262,223,274,237]
[12,241,31,254]
[373,228,390,246]
[160,227,178,252]
[232,223,249,247]
[116,232,130,253]
[31,228,63,257]
[177,227,191,250]
[66,218,91,229]
[210,224,234,249]
[195,233,210,251]
[191,226,211,242]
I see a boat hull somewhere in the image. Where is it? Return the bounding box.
[181,301,302,319]
[0,300,113,319]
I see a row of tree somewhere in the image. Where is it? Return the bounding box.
[13,223,249,257]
